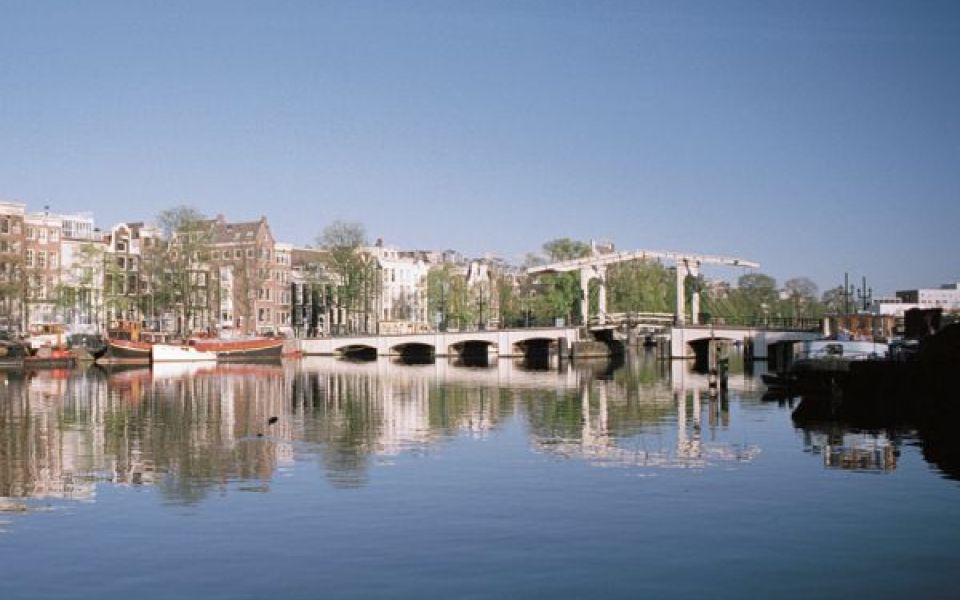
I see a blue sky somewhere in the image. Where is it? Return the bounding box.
[1,1,957,295]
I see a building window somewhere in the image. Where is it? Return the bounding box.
[37,251,46,269]
[25,249,34,267]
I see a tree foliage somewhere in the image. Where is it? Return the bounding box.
[318,221,375,333]
[152,206,212,335]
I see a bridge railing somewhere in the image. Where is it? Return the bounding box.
[698,315,823,331]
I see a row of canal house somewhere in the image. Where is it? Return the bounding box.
[2,200,504,338]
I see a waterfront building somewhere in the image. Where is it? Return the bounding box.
[290,245,381,336]
[0,201,25,332]
[367,241,430,335]
[204,215,290,335]
[290,246,334,337]
[870,296,923,317]
[56,213,104,333]
[103,222,163,328]
[23,210,64,328]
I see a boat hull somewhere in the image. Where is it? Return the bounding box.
[191,338,285,361]
[98,339,153,365]
[151,344,217,362]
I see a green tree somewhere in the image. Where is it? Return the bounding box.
[318,221,376,334]
[821,286,847,315]
[528,238,593,325]
[735,272,779,321]
[154,206,214,335]
[605,260,674,314]
[542,238,591,262]
[427,265,475,331]
[783,277,820,318]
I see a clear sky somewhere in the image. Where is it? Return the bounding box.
[1,0,957,295]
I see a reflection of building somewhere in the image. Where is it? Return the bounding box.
[801,429,899,472]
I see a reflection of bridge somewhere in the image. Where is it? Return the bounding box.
[297,327,581,359]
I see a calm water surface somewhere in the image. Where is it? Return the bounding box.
[1,353,958,599]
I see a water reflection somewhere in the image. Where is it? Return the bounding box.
[0,354,766,514]
[4,351,954,518]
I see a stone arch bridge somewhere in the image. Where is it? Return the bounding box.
[296,327,581,360]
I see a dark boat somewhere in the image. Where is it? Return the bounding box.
[0,339,31,368]
[1,341,77,369]
[98,321,156,365]
[24,347,77,368]
[67,333,108,360]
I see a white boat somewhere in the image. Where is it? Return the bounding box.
[151,343,217,362]
[794,339,889,361]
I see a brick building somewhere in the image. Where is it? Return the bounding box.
[0,201,25,332]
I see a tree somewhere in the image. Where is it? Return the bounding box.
[605,259,673,314]
[542,238,591,262]
[735,272,778,320]
[154,206,213,335]
[426,265,474,331]
[783,277,819,318]
[317,221,376,334]
[821,286,847,315]
[528,238,593,324]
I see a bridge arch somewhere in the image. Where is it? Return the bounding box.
[335,344,378,361]
[389,342,436,363]
[449,339,497,363]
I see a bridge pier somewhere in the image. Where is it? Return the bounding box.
[668,326,822,360]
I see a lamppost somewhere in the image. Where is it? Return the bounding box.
[477,282,486,330]
[439,281,447,332]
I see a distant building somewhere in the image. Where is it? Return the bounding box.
[869,296,922,318]
[205,215,290,335]
[103,222,163,328]
[56,212,103,333]
[896,283,960,312]
[0,201,26,332]
[368,242,429,334]
[23,211,64,328]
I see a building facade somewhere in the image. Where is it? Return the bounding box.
[896,283,960,312]
[205,215,290,335]
[0,201,25,332]
[23,211,64,328]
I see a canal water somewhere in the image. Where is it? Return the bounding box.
[1,353,958,599]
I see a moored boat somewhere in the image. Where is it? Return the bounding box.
[98,320,169,365]
[189,337,285,361]
[764,339,891,395]
[151,343,217,362]
[0,339,31,368]
[99,338,153,364]
[24,347,77,368]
